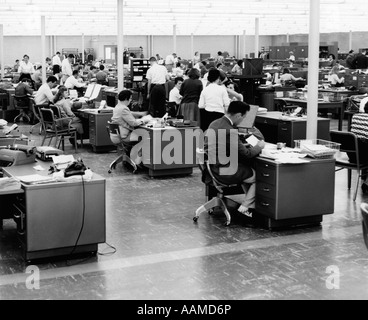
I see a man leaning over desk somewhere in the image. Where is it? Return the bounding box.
[205,101,265,218]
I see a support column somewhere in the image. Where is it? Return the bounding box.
[255,18,259,58]
[349,30,353,51]
[117,0,124,91]
[41,16,46,84]
[191,33,194,60]
[173,24,177,54]
[0,25,4,81]
[82,33,85,63]
[307,0,320,139]
[243,30,246,58]
[151,35,154,58]
[286,33,290,44]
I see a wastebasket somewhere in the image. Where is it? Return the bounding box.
[257,86,275,111]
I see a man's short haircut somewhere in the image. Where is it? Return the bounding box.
[149,57,157,62]
[174,77,184,85]
[202,61,207,66]
[72,70,79,76]
[68,54,74,59]
[23,54,29,59]
[187,68,200,80]
[47,76,58,83]
[118,90,132,102]
[207,68,221,83]
[15,59,19,63]
[99,65,105,70]
[227,101,250,116]
[56,52,61,55]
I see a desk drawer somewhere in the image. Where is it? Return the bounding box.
[255,117,278,126]
[256,195,276,217]
[256,163,276,185]
[256,182,276,199]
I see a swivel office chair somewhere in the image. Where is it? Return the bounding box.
[12,94,31,123]
[361,203,368,250]
[194,148,244,226]
[29,97,48,135]
[330,130,368,201]
[106,121,138,174]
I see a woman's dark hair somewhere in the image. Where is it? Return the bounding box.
[329,53,336,60]
[207,68,221,83]
[174,77,184,85]
[187,68,200,80]
[53,85,68,103]
[72,70,79,76]
[224,80,240,93]
[118,90,132,102]
[227,101,250,116]
[237,60,243,67]
[47,75,58,83]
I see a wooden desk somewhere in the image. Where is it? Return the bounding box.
[274,97,344,130]
[3,161,106,261]
[140,125,199,178]
[255,112,330,147]
[255,156,335,229]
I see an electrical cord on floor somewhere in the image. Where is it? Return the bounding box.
[97,242,117,256]
[66,174,87,267]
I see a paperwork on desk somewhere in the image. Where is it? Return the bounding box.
[260,145,310,164]
[17,174,54,185]
[52,155,75,170]
[0,177,22,191]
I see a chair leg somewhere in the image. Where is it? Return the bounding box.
[348,169,352,190]
[13,113,22,123]
[194,197,231,226]
[354,171,360,202]
[123,155,137,173]
[108,155,123,173]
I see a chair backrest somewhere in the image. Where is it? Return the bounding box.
[107,121,120,136]
[50,105,61,118]
[361,203,368,250]
[330,130,360,165]
[12,94,29,109]
[40,107,56,126]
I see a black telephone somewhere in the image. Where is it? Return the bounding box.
[64,158,87,177]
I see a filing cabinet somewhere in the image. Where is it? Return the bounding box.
[87,112,114,152]
[255,157,335,228]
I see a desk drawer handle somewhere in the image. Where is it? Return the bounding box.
[261,202,270,207]
[262,173,270,177]
[281,128,288,131]
[262,188,270,192]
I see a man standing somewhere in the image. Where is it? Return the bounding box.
[52,52,62,75]
[61,54,74,83]
[352,49,368,70]
[204,101,265,218]
[146,57,170,118]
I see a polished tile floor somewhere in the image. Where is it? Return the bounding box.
[1,119,368,300]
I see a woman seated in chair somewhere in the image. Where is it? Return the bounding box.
[53,86,84,140]
[351,102,368,193]
[111,90,150,164]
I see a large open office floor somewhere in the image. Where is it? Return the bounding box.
[1,118,368,300]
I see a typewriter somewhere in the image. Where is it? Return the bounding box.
[0,145,37,167]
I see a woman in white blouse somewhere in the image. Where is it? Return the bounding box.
[198,68,230,131]
[328,66,345,87]
[18,54,35,88]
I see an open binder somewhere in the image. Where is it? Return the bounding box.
[78,83,102,103]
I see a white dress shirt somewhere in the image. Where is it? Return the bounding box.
[198,83,230,113]
[169,87,182,105]
[146,64,168,84]
[64,76,86,89]
[34,83,54,105]
[52,55,62,66]
[61,59,73,77]
[165,55,175,66]
[18,61,34,74]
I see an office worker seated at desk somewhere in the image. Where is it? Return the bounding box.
[64,70,87,96]
[95,65,109,86]
[34,76,58,105]
[231,60,243,76]
[111,90,150,163]
[53,86,84,137]
[169,77,184,106]
[224,80,243,102]
[14,77,34,121]
[279,68,305,85]
[146,57,171,118]
[205,101,265,217]
[328,65,345,87]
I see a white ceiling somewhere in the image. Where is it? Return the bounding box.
[0,0,368,36]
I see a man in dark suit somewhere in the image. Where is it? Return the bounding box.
[352,49,368,69]
[205,101,265,217]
